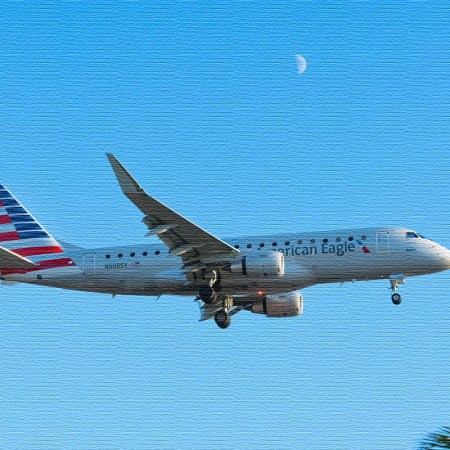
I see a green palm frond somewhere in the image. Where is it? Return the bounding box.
[418,427,450,450]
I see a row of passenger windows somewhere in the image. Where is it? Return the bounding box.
[105,250,161,259]
[233,235,367,249]
[104,235,368,258]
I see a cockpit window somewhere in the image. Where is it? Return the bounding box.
[418,234,429,240]
[406,232,420,239]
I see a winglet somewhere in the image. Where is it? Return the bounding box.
[106,154,144,194]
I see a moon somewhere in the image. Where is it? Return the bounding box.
[296,54,307,74]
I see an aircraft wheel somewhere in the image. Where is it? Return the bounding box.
[214,310,231,329]
[391,293,402,305]
[198,286,217,304]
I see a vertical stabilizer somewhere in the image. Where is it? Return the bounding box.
[0,185,76,275]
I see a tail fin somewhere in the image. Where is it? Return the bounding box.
[0,185,62,254]
[0,186,76,275]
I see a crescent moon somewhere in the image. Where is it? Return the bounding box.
[296,54,307,74]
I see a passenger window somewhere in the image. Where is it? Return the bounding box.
[130,252,135,257]
[310,239,315,244]
[285,241,290,246]
[118,253,123,258]
[336,237,341,242]
[105,254,111,259]
[155,250,160,255]
[323,238,328,243]
[297,240,303,245]
[234,244,240,249]
[348,237,354,241]
[143,251,148,256]
[361,235,366,241]
[247,244,252,249]
[272,242,278,247]
[259,243,265,248]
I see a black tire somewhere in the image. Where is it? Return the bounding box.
[214,310,231,329]
[391,293,402,305]
[198,286,217,304]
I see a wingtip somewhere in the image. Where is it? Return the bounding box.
[106,154,143,194]
[105,153,116,163]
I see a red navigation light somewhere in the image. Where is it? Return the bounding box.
[256,290,265,296]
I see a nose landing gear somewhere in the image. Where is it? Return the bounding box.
[389,274,405,305]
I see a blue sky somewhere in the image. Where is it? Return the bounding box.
[1,2,449,449]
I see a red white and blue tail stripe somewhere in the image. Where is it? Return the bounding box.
[0,185,76,275]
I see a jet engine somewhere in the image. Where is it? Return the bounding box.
[230,251,284,278]
[251,292,303,317]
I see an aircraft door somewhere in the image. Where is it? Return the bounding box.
[83,253,96,275]
[376,232,390,254]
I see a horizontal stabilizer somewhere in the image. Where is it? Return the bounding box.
[0,246,38,269]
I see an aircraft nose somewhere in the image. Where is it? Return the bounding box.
[423,244,450,274]
[435,246,450,270]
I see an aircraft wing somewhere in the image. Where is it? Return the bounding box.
[106,154,239,270]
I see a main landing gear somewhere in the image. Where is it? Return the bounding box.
[213,304,245,329]
[214,309,231,329]
[197,292,244,329]
[198,285,217,304]
[389,274,405,305]
[197,270,221,304]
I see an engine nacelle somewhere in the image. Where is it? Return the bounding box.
[252,292,303,317]
[230,251,284,278]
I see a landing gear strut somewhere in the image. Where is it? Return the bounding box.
[389,274,405,305]
[197,269,222,304]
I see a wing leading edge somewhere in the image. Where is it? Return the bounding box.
[106,154,239,271]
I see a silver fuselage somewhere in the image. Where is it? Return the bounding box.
[3,227,450,297]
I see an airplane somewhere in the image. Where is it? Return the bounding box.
[1,154,449,329]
